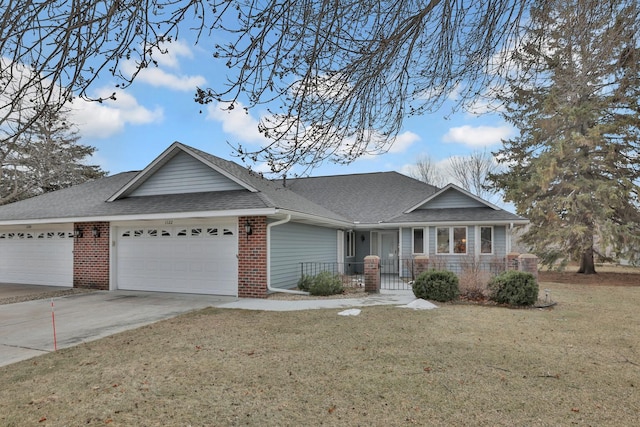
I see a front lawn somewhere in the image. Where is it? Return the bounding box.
[1,280,638,426]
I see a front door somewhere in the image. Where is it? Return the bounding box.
[380,232,398,274]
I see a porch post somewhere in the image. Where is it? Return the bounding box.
[413,256,430,278]
[506,252,520,271]
[364,255,380,294]
[518,254,539,281]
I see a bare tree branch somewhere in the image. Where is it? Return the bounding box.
[2,1,542,174]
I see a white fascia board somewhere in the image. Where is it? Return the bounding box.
[0,208,278,226]
[354,219,529,228]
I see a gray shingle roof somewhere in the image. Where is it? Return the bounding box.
[0,142,526,225]
[283,172,439,223]
[0,172,271,221]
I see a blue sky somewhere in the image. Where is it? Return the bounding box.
[68,39,514,191]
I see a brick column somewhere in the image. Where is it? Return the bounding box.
[73,222,110,290]
[413,256,430,278]
[364,255,380,294]
[237,216,268,298]
[518,254,539,281]
[506,252,520,271]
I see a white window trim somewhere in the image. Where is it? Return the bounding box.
[480,226,494,255]
[411,227,427,255]
[436,226,468,255]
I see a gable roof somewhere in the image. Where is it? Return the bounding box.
[108,142,258,200]
[0,142,527,227]
[0,142,350,225]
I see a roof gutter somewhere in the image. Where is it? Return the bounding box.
[266,214,309,295]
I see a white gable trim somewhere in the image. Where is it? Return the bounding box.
[404,183,502,213]
[107,142,257,201]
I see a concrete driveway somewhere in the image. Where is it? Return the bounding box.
[0,289,233,368]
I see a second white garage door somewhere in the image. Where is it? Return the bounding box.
[115,222,238,296]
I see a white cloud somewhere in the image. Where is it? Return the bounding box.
[442,125,512,147]
[121,40,206,91]
[388,131,420,153]
[69,89,163,138]
[206,101,266,144]
[133,67,206,91]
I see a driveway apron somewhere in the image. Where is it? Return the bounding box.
[0,291,232,368]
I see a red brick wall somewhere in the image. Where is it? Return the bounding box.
[364,255,381,293]
[237,216,268,298]
[73,222,110,290]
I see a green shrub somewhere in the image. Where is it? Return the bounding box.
[308,271,344,296]
[488,271,538,306]
[412,269,460,302]
[297,274,313,292]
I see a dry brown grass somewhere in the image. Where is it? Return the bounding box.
[1,281,639,426]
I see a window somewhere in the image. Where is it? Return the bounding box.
[436,227,467,254]
[346,230,355,258]
[436,228,449,254]
[412,228,425,254]
[480,226,493,254]
[453,227,466,253]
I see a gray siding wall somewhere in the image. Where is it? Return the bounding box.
[401,227,412,257]
[131,151,245,196]
[418,189,486,209]
[270,221,337,289]
[490,225,507,258]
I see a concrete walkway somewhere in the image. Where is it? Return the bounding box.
[218,290,417,311]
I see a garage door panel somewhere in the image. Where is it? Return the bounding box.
[116,223,238,296]
[0,228,73,286]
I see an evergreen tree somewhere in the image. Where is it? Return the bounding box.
[491,0,640,273]
[0,107,106,204]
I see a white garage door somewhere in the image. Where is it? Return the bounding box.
[115,222,238,296]
[0,227,74,286]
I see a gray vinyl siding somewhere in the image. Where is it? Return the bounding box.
[491,225,507,257]
[270,222,337,289]
[401,228,412,258]
[418,189,486,209]
[131,151,245,196]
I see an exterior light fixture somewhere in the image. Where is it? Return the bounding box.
[245,220,252,236]
[92,226,100,238]
[74,226,83,238]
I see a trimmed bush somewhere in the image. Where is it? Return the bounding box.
[412,269,460,302]
[308,271,344,296]
[488,270,538,306]
[297,274,313,292]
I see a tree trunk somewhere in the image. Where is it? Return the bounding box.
[577,246,596,274]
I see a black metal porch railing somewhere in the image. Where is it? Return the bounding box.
[300,256,510,291]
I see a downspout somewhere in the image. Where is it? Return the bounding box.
[266,214,309,295]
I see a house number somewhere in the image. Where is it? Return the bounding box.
[165,220,173,225]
